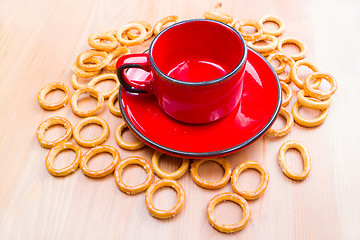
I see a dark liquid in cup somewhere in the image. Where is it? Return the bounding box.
[167,58,228,82]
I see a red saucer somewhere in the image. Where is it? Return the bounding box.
[119,48,281,158]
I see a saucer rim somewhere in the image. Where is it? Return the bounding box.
[119,47,281,158]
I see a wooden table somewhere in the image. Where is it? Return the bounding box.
[1,0,359,239]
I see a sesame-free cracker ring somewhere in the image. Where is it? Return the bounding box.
[80,145,120,178]
[259,15,285,36]
[207,192,251,233]
[292,100,329,127]
[114,156,154,194]
[190,158,231,189]
[71,57,103,90]
[73,116,109,148]
[126,20,153,40]
[88,33,118,51]
[116,22,147,46]
[266,107,294,137]
[281,82,292,107]
[297,89,332,110]
[154,15,180,36]
[108,91,122,117]
[278,140,311,180]
[104,46,130,71]
[290,60,320,89]
[38,82,70,110]
[277,37,306,61]
[88,73,120,99]
[37,116,72,148]
[152,151,189,179]
[266,51,287,74]
[70,86,104,117]
[145,179,185,219]
[76,49,108,72]
[231,161,269,200]
[247,34,278,53]
[45,142,82,176]
[304,72,337,100]
[233,19,263,41]
[204,11,233,24]
[71,57,101,79]
[115,121,145,150]
[267,52,295,83]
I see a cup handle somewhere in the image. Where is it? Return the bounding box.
[116,53,153,94]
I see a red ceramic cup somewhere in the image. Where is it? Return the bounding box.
[116,19,247,124]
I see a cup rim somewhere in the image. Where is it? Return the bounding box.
[148,19,248,86]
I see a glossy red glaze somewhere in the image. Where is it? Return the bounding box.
[116,53,153,93]
[167,59,228,82]
[119,48,281,158]
[153,65,245,123]
[116,19,247,124]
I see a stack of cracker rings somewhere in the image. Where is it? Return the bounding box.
[230,14,337,136]
[36,9,337,234]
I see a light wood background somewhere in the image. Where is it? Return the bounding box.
[1,0,359,239]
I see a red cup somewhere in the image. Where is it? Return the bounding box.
[117,19,247,124]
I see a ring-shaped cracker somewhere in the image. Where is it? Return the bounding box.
[73,116,109,147]
[88,73,120,99]
[115,121,145,150]
[126,20,153,40]
[45,142,82,176]
[116,23,147,46]
[70,86,104,117]
[88,33,118,51]
[37,116,73,148]
[297,90,332,110]
[72,63,100,79]
[108,91,122,117]
[80,145,120,178]
[71,74,87,90]
[267,52,295,83]
[247,34,278,53]
[231,161,269,200]
[204,11,233,24]
[145,179,185,219]
[259,15,285,36]
[290,60,320,89]
[266,107,294,137]
[154,15,180,36]
[71,57,101,79]
[278,140,311,180]
[38,82,70,110]
[151,151,189,179]
[104,46,130,71]
[260,49,276,57]
[304,72,337,100]
[277,37,306,61]
[190,158,231,189]
[266,51,287,74]
[72,57,102,89]
[76,50,108,72]
[281,82,292,107]
[114,156,154,194]
[233,19,263,41]
[292,101,329,127]
[207,192,251,233]
[99,31,117,44]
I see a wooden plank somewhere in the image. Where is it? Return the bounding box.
[0,0,359,239]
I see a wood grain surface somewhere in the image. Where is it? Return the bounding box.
[0,0,359,239]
